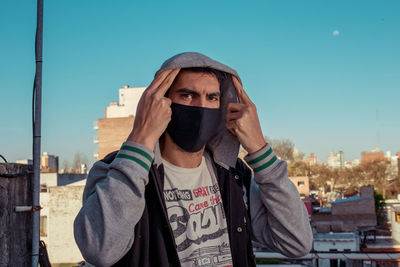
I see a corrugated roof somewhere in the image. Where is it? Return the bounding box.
[328,196,371,204]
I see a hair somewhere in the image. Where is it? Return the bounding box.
[165,67,227,97]
[179,67,227,86]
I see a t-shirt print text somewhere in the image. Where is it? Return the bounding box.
[164,183,227,252]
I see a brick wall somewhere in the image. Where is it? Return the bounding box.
[361,152,384,164]
[97,116,135,160]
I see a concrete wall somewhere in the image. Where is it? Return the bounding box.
[313,187,377,233]
[40,173,86,187]
[312,213,377,233]
[331,198,375,216]
[314,233,359,251]
[0,163,33,267]
[57,173,86,186]
[289,176,309,199]
[40,191,49,244]
[40,172,58,187]
[40,186,85,264]
[391,205,400,243]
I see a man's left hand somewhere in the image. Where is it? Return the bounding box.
[226,76,266,154]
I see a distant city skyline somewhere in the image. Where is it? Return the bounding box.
[1,1,399,167]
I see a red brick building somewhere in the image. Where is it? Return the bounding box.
[361,151,384,164]
[94,85,146,160]
[96,116,135,160]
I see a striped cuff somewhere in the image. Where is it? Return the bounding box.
[115,141,154,172]
[244,143,278,173]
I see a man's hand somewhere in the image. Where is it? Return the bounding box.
[226,76,266,154]
[127,68,181,151]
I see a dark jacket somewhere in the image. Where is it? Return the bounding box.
[100,151,256,267]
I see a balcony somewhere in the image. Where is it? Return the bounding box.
[93,121,98,130]
[93,135,98,144]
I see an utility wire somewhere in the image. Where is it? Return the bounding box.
[0,154,7,163]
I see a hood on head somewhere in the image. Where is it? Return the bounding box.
[156,52,241,169]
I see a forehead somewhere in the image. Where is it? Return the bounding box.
[170,71,220,92]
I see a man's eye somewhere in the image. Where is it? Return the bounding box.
[209,95,219,101]
[181,94,192,100]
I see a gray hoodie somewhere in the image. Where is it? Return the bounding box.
[74,52,313,266]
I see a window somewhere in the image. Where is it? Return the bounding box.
[298,181,305,187]
[395,211,400,223]
[40,216,47,237]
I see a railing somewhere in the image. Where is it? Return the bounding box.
[254,250,400,260]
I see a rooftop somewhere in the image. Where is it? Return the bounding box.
[329,196,371,204]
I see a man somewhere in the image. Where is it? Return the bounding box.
[74,52,312,267]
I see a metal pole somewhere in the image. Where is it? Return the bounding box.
[32,0,43,266]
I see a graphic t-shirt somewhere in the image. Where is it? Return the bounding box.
[162,156,233,267]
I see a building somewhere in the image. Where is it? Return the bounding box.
[384,196,400,243]
[40,152,59,173]
[397,152,400,173]
[307,153,318,166]
[40,184,85,264]
[327,151,341,168]
[38,169,87,264]
[361,201,400,266]
[385,151,399,177]
[312,186,376,233]
[289,176,310,200]
[16,159,33,165]
[313,232,361,267]
[94,85,146,160]
[361,147,384,164]
[339,149,344,168]
[391,205,400,243]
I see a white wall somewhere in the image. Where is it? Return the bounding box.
[106,86,146,118]
[314,233,359,251]
[41,186,85,264]
[40,173,58,187]
[391,205,400,243]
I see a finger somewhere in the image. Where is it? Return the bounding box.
[225,121,237,136]
[226,112,242,121]
[227,102,245,112]
[146,69,175,94]
[232,76,252,104]
[154,68,181,97]
[160,97,172,107]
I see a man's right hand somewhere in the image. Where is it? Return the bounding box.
[127,68,181,151]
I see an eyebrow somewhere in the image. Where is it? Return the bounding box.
[175,88,220,97]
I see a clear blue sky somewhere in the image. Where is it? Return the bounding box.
[1,0,399,166]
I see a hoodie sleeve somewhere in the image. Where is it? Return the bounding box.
[73,141,154,267]
[244,144,313,258]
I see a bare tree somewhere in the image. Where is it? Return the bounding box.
[62,159,70,173]
[358,161,392,198]
[72,152,90,173]
[72,152,82,172]
[264,136,295,162]
[288,160,309,177]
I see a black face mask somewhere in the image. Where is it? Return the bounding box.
[166,103,221,152]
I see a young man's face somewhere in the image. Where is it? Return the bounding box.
[168,71,220,109]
